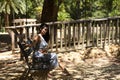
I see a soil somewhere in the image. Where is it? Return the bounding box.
[0,44,120,80]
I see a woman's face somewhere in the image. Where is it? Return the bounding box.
[40,27,48,35]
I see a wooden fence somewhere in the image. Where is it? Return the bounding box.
[6,17,120,53]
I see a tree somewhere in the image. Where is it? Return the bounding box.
[0,0,26,27]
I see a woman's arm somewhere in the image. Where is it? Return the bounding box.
[26,35,40,48]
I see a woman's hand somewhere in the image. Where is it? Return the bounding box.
[39,48,48,54]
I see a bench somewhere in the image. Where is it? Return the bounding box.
[7,27,51,79]
[17,38,51,80]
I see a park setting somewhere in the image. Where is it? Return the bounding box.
[0,0,120,80]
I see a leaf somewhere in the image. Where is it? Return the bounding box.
[10,0,19,14]
[0,1,7,13]
[6,4,10,14]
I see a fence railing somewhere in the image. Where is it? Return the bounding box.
[6,17,120,53]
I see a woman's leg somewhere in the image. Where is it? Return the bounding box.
[49,53,58,70]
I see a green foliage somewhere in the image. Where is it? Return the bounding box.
[109,0,120,16]
[92,0,120,18]
[25,0,43,18]
[63,0,93,19]
[57,11,71,21]
[64,0,82,19]
[57,3,71,21]
[63,0,120,19]
[35,6,42,14]
[92,11,106,18]
[34,6,42,20]
[0,0,26,14]
[0,27,5,33]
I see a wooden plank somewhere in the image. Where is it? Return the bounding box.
[115,19,119,44]
[82,22,85,49]
[108,20,111,45]
[60,24,63,49]
[100,21,102,47]
[73,23,75,48]
[111,21,115,43]
[77,23,81,46]
[68,23,71,48]
[64,24,67,50]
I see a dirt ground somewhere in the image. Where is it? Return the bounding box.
[0,44,120,80]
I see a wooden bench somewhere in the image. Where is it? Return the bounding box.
[6,27,50,79]
[17,38,50,80]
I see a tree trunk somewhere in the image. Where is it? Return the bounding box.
[4,13,9,27]
[41,0,62,22]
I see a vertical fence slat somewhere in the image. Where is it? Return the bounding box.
[60,24,63,50]
[73,23,76,48]
[64,23,67,50]
[86,22,89,47]
[68,23,71,48]
[25,27,29,40]
[50,24,54,52]
[82,22,85,49]
[115,19,119,44]
[31,27,34,38]
[99,21,102,47]
[11,31,15,53]
[108,19,111,45]
[55,24,58,52]
[77,23,81,48]
[86,20,91,47]
[103,21,107,48]
[96,23,99,46]
[92,21,95,46]
[118,19,120,44]
[111,20,114,43]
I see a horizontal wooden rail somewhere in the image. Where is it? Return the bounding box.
[6,17,120,53]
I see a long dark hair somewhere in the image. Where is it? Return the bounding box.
[37,23,50,42]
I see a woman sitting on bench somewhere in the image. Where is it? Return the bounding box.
[29,23,58,71]
[29,23,70,77]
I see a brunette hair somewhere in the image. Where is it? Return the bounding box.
[37,23,50,42]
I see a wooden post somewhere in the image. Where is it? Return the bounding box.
[77,23,81,47]
[108,19,111,45]
[92,21,95,46]
[60,24,63,50]
[68,23,71,48]
[73,23,76,48]
[100,21,102,48]
[64,23,67,50]
[11,31,15,53]
[82,22,85,49]
[86,20,91,47]
[115,19,119,44]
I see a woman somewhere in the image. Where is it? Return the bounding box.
[31,23,70,77]
[32,23,58,71]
